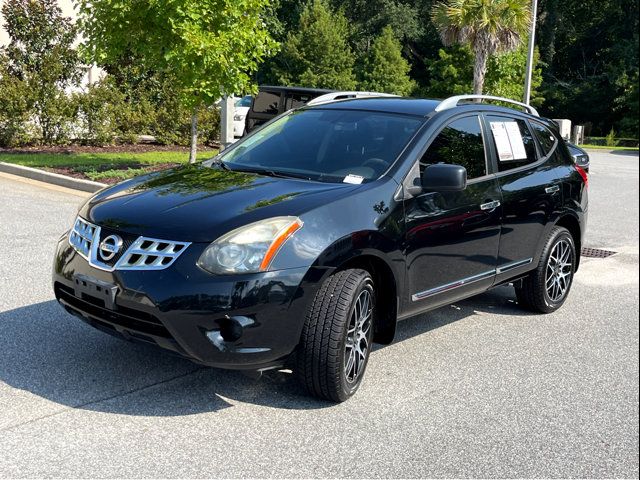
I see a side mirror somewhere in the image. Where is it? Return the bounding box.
[421,163,467,192]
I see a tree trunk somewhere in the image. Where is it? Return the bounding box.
[189,109,198,164]
[473,47,488,96]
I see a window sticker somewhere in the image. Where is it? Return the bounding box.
[504,122,527,160]
[490,121,527,161]
[490,122,514,161]
[343,174,364,184]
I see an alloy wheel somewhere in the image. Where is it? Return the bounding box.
[545,239,574,302]
[344,288,373,384]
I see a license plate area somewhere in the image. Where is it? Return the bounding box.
[73,273,118,310]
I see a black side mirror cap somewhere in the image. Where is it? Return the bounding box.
[421,164,467,192]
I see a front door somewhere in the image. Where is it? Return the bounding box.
[402,115,502,317]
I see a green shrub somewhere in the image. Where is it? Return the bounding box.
[0,59,33,147]
[605,128,616,147]
[73,75,221,146]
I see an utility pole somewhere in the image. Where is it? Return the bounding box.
[523,0,539,105]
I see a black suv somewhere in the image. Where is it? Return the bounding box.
[244,85,333,134]
[53,95,588,402]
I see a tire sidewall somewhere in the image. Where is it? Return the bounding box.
[339,275,375,399]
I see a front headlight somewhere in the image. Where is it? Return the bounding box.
[197,217,303,275]
[233,114,244,121]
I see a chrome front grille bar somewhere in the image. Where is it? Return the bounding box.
[68,217,190,272]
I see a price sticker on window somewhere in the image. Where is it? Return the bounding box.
[490,121,528,161]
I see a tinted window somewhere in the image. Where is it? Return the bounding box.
[487,115,537,172]
[530,122,557,156]
[421,116,486,179]
[285,93,313,110]
[221,109,423,183]
[252,91,280,114]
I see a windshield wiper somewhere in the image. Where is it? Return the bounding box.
[232,166,313,181]
[209,157,231,171]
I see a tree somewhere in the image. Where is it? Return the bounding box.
[536,0,638,136]
[485,46,543,105]
[423,45,474,97]
[78,0,277,162]
[424,44,543,105]
[431,0,531,95]
[0,0,81,144]
[0,58,32,147]
[333,0,424,51]
[360,26,416,95]
[273,0,356,89]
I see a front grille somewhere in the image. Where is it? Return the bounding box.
[69,217,97,259]
[117,237,189,270]
[68,216,190,272]
[55,283,172,338]
[93,225,137,267]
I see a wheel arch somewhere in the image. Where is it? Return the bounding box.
[555,213,582,271]
[337,254,398,345]
[303,231,403,345]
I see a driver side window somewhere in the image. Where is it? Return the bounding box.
[420,116,487,179]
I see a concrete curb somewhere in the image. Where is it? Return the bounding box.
[0,162,106,193]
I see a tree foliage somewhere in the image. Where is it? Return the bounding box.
[78,0,277,159]
[431,0,531,95]
[360,26,416,95]
[425,44,543,104]
[0,0,81,144]
[273,0,356,89]
[536,0,639,135]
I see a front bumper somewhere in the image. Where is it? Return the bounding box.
[53,234,320,370]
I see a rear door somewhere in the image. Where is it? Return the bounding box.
[245,89,283,133]
[483,114,564,281]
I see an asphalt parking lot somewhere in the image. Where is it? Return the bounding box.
[0,150,638,478]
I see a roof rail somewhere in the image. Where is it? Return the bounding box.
[434,95,539,116]
[306,91,397,106]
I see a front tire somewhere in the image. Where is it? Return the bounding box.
[296,269,374,402]
[516,226,576,313]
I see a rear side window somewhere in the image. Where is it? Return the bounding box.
[285,93,313,110]
[530,122,557,156]
[421,116,487,179]
[252,91,280,114]
[487,115,537,172]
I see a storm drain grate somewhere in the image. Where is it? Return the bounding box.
[581,247,617,258]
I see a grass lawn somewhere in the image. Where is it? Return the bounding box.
[0,149,218,183]
[581,144,639,152]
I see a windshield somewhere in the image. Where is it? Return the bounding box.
[235,95,253,107]
[219,109,423,183]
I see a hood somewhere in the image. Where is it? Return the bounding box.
[80,164,359,242]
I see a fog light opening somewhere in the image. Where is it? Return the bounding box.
[219,317,244,343]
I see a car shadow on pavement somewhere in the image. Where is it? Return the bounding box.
[609,150,640,157]
[0,285,531,417]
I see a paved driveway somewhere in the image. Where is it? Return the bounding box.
[0,151,638,478]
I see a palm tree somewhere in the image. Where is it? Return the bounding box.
[431,0,531,96]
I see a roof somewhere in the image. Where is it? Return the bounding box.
[305,97,441,117]
[259,85,334,95]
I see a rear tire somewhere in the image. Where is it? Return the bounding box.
[516,226,576,313]
[295,269,374,402]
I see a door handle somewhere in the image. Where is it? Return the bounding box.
[480,200,501,211]
[545,185,560,194]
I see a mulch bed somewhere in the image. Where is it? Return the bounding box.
[0,144,218,155]
[44,163,181,185]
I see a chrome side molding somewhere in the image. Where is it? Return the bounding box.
[412,258,534,301]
